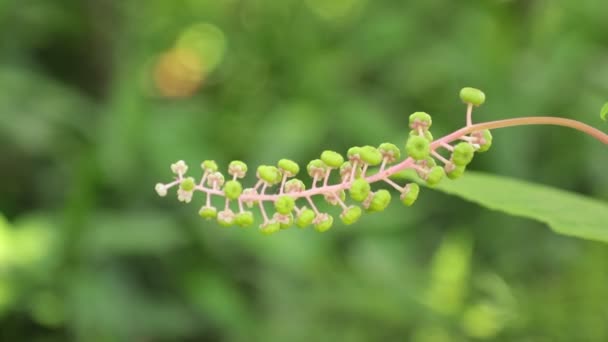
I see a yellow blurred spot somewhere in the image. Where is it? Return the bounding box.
[176,23,226,74]
[305,0,364,20]
[154,48,204,98]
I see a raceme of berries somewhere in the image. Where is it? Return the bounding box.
[155,87,608,235]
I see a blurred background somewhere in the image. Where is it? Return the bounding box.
[1,0,608,341]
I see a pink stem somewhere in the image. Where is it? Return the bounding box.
[323,169,331,187]
[431,150,451,165]
[466,103,473,127]
[306,196,320,215]
[279,174,287,194]
[383,178,404,192]
[350,161,358,180]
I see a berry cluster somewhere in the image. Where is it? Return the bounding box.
[155,87,494,234]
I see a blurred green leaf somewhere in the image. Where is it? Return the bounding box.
[433,172,608,243]
[601,102,608,121]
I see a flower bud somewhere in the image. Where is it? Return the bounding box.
[277,159,300,177]
[180,177,196,191]
[207,172,225,187]
[459,87,486,106]
[171,160,188,175]
[320,150,344,168]
[155,183,167,197]
[401,183,420,207]
[257,165,280,184]
[409,112,432,130]
[452,142,475,166]
[275,195,296,214]
[217,210,235,227]
[378,143,401,163]
[360,146,383,166]
[406,135,430,160]
[228,160,248,178]
[340,206,362,225]
[273,213,294,229]
[296,209,315,228]
[235,211,254,227]
[349,178,371,202]
[199,206,217,220]
[347,146,362,161]
[307,159,327,178]
[223,180,242,200]
[201,160,218,172]
[285,179,306,193]
[314,214,334,233]
[367,190,391,212]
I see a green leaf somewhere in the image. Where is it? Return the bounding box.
[432,172,608,243]
[601,102,608,121]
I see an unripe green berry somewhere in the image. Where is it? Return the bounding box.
[296,209,315,228]
[378,143,401,162]
[360,146,383,166]
[472,130,493,153]
[228,160,248,178]
[409,112,432,129]
[277,159,300,176]
[223,180,242,200]
[260,221,281,235]
[340,206,362,225]
[314,214,334,233]
[180,177,196,191]
[257,165,280,184]
[367,189,391,212]
[350,178,371,202]
[409,130,434,142]
[459,87,485,106]
[400,183,420,206]
[199,206,217,220]
[275,195,295,214]
[307,159,327,178]
[201,160,218,172]
[285,179,306,193]
[320,150,344,168]
[234,211,254,227]
[446,165,466,180]
[347,146,362,161]
[452,142,475,166]
[406,135,430,161]
[426,166,446,186]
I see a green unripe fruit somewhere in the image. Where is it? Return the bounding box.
[409,130,434,142]
[473,130,493,153]
[368,190,391,212]
[417,157,436,168]
[321,150,344,168]
[426,166,446,187]
[350,178,371,202]
[201,160,218,172]
[260,221,281,235]
[406,135,430,161]
[360,146,383,166]
[452,142,475,166]
[340,206,362,225]
[258,165,280,184]
[347,146,362,160]
[401,183,420,206]
[228,160,248,178]
[235,211,254,227]
[378,143,401,162]
[459,87,486,106]
[409,112,432,129]
[199,206,217,220]
[307,159,327,178]
[223,180,242,200]
[275,195,295,214]
[285,179,306,193]
[296,209,315,228]
[180,177,196,191]
[446,165,466,180]
[278,159,300,176]
[314,215,334,233]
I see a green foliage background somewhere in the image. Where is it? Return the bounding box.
[1,0,607,341]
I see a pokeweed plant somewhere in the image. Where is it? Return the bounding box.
[155,88,608,236]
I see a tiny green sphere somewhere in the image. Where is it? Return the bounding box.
[426,166,446,187]
[350,178,371,202]
[473,130,493,153]
[180,177,196,191]
[452,142,475,166]
[223,180,242,200]
[446,165,466,180]
[406,135,430,161]
[378,143,401,161]
[340,206,362,225]
[296,209,315,228]
[347,146,362,160]
[201,160,218,172]
[260,221,281,235]
[459,87,486,106]
[258,165,280,184]
[235,211,254,227]
[368,189,392,212]
[199,206,217,220]
[277,159,300,176]
[401,183,420,206]
[321,150,345,168]
[285,179,306,193]
[228,160,248,178]
[307,159,327,177]
[409,129,434,142]
[275,195,296,214]
[409,112,432,129]
[314,215,334,233]
[360,146,383,166]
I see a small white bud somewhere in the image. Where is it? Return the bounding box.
[155,183,167,197]
[171,160,188,175]
[177,188,193,203]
